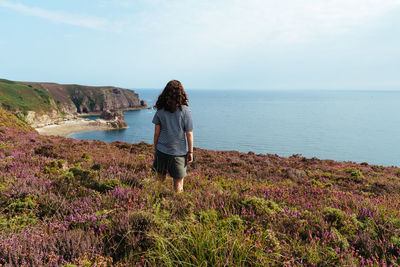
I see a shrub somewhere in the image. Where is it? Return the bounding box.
[91,163,101,170]
[242,197,281,216]
[216,215,244,231]
[199,209,219,224]
[147,220,277,266]
[34,144,60,158]
[7,194,37,213]
[262,229,280,251]
[81,152,92,161]
[0,228,103,265]
[322,207,359,235]
[95,179,120,193]
[104,211,154,262]
[0,212,38,232]
[343,167,364,180]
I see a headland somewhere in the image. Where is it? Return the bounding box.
[0,78,148,136]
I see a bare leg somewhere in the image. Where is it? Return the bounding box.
[173,177,184,193]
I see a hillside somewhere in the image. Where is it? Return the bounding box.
[0,79,57,117]
[0,79,147,126]
[0,108,399,265]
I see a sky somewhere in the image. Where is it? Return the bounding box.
[0,0,400,90]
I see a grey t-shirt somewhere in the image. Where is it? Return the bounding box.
[152,105,193,156]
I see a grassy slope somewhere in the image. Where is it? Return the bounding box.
[0,79,56,115]
[0,109,399,266]
[0,108,36,133]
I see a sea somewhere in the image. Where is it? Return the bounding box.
[69,89,400,167]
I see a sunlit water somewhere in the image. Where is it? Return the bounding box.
[69,89,400,166]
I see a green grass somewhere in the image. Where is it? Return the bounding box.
[0,108,35,132]
[0,79,56,114]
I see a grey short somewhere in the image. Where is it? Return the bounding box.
[152,150,187,178]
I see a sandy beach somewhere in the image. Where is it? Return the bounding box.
[35,119,115,137]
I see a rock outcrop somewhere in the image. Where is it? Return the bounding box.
[25,110,68,128]
[100,110,127,129]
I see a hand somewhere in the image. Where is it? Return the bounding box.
[186,152,193,163]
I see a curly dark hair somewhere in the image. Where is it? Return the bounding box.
[155,80,189,113]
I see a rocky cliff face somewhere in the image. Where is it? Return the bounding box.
[24,82,146,115]
[25,110,66,128]
[0,79,147,127]
[103,87,141,111]
[100,110,128,129]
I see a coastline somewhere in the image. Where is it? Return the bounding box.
[35,119,119,137]
[76,107,152,117]
[35,107,150,137]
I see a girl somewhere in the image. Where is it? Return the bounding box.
[152,80,193,192]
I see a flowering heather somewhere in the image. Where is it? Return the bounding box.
[0,108,400,266]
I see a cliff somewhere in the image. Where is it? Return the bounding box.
[23,82,146,115]
[0,79,147,126]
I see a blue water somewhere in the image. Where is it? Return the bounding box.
[69,89,400,167]
[80,115,100,120]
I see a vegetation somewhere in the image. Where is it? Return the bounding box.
[0,108,36,132]
[66,85,105,112]
[0,108,399,265]
[0,78,144,124]
[0,79,57,115]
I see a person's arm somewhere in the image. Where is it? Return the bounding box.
[154,124,161,152]
[186,131,193,163]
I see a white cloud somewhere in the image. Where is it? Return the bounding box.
[0,0,112,30]
[2,0,400,46]
[130,0,400,47]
